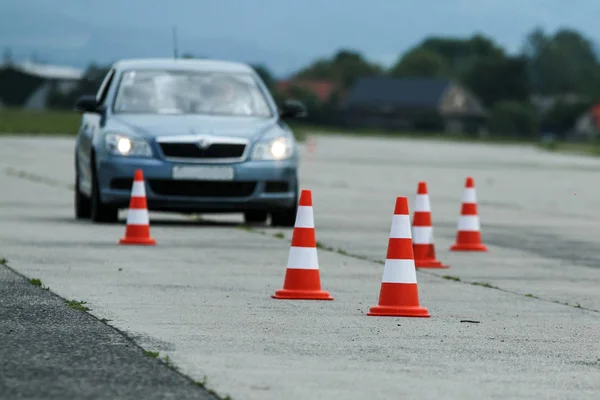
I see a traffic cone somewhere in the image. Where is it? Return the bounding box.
[119,169,156,246]
[450,177,487,252]
[368,196,430,317]
[412,182,449,269]
[272,189,333,300]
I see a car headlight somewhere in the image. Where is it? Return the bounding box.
[105,133,153,157]
[251,137,294,160]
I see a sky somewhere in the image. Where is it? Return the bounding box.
[1,0,599,77]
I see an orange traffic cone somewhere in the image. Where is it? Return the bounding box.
[412,181,449,269]
[272,189,333,300]
[450,177,487,252]
[119,169,156,246]
[368,196,430,317]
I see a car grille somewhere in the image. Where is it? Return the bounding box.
[111,178,133,190]
[264,181,289,193]
[159,142,246,160]
[111,178,285,197]
[148,180,256,197]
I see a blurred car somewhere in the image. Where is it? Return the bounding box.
[73,58,307,226]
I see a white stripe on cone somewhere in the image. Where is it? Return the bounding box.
[287,246,319,270]
[131,181,146,197]
[381,259,418,283]
[294,206,314,228]
[414,194,431,212]
[462,188,477,203]
[458,215,480,231]
[390,215,412,238]
[412,226,433,244]
[126,209,150,226]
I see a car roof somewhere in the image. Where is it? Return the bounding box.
[112,58,255,74]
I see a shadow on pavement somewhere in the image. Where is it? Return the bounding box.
[16,214,271,229]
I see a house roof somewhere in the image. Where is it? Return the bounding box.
[343,76,452,109]
[276,80,336,102]
[1,61,85,80]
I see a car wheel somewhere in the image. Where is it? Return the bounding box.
[74,166,91,219]
[90,163,119,224]
[270,205,297,227]
[244,211,268,225]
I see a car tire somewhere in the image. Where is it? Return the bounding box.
[90,162,119,224]
[74,165,91,219]
[244,211,268,225]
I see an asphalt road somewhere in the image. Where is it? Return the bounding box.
[1,134,600,399]
[0,263,218,400]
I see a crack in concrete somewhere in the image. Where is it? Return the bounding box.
[243,225,600,315]
[6,165,598,315]
[4,167,74,191]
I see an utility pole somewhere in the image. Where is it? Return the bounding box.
[2,47,13,66]
[172,26,179,59]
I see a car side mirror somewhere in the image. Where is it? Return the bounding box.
[279,99,307,119]
[74,95,101,113]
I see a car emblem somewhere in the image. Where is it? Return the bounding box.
[196,137,211,149]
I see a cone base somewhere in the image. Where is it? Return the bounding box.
[367,305,430,318]
[450,243,488,252]
[415,259,450,269]
[272,289,333,300]
[119,237,156,246]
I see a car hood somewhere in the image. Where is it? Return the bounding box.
[109,114,279,141]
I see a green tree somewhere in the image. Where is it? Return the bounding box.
[283,85,323,123]
[488,101,539,138]
[390,34,529,109]
[47,63,111,109]
[522,27,600,96]
[463,55,530,106]
[389,48,450,78]
[540,99,594,137]
[251,64,276,90]
[417,34,505,76]
[294,49,383,89]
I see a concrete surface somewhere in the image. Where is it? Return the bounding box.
[287,135,600,312]
[1,135,600,399]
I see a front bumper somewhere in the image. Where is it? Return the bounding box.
[96,155,298,213]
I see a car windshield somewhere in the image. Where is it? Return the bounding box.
[112,69,273,117]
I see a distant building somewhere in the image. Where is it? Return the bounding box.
[337,76,487,134]
[530,93,584,115]
[570,104,600,141]
[275,79,337,103]
[0,61,84,109]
